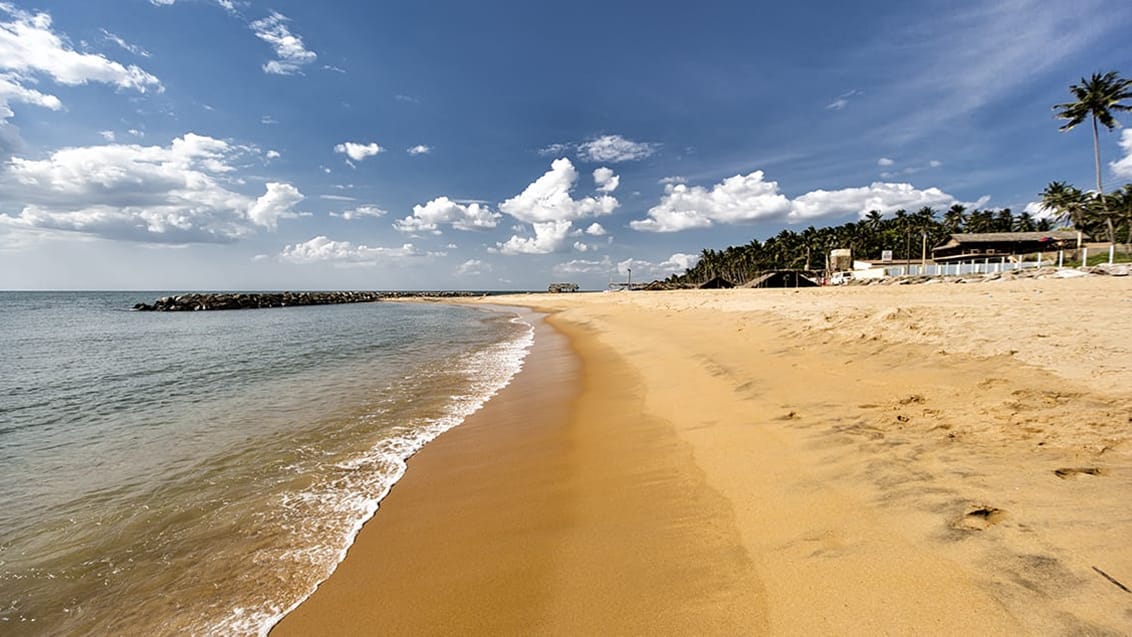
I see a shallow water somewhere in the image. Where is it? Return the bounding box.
[0,292,532,635]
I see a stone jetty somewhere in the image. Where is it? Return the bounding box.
[132,290,476,311]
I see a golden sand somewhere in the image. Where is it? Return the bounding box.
[274,277,1132,635]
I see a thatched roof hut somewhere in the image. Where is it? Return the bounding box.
[698,276,735,289]
[742,271,819,288]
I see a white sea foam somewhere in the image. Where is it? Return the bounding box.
[220,311,536,637]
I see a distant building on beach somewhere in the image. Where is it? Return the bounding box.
[697,276,735,289]
[931,231,1083,262]
[547,282,580,293]
[742,271,820,288]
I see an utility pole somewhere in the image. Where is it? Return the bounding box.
[627,268,632,290]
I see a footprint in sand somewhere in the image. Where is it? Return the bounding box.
[955,506,1007,531]
[1053,467,1105,480]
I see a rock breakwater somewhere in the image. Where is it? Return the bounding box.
[132,291,476,311]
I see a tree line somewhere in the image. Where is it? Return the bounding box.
[666,70,1132,287]
[670,205,1061,286]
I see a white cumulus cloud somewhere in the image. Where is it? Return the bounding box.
[658,252,700,272]
[616,253,700,278]
[407,144,431,155]
[499,158,618,224]
[1023,200,1058,220]
[395,196,501,234]
[632,170,971,232]
[631,171,792,232]
[250,12,317,75]
[584,222,606,236]
[0,5,161,126]
[878,157,895,167]
[247,182,304,229]
[1112,129,1132,179]
[0,133,302,243]
[280,236,427,265]
[456,259,490,276]
[334,141,383,161]
[593,166,619,192]
[577,134,657,163]
[495,220,575,255]
[789,182,957,220]
[495,158,619,254]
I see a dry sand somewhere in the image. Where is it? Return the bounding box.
[274,277,1132,635]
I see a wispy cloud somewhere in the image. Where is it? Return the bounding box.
[249,11,316,75]
[101,29,151,58]
[826,89,862,111]
[578,135,658,163]
[851,0,1124,144]
[539,135,659,163]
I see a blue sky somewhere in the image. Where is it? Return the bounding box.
[1,0,1130,290]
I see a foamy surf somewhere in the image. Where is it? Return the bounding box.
[242,311,535,637]
[0,294,534,637]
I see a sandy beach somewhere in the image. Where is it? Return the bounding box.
[273,277,1132,635]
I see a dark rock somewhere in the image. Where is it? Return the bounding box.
[131,290,479,311]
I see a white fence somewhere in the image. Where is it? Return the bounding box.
[883,246,1122,277]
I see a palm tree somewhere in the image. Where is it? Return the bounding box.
[1054,71,1132,200]
[965,209,994,233]
[1040,181,1092,231]
[865,210,883,232]
[992,208,1014,232]
[1013,211,1037,232]
[1111,184,1132,244]
[942,204,966,234]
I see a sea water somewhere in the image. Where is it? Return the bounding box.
[0,292,532,635]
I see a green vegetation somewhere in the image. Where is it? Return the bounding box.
[665,71,1132,287]
[670,206,1053,286]
[1084,250,1132,266]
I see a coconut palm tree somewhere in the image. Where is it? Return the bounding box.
[865,210,883,232]
[1111,184,1132,244]
[965,209,994,233]
[942,204,966,234]
[1054,71,1132,201]
[1013,211,1037,232]
[1040,181,1092,232]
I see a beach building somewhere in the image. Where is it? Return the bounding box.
[931,231,1082,263]
[698,276,735,289]
[742,270,820,288]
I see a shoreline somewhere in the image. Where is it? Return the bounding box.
[271,304,766,634]
[269,306,574,635]
[273,278,1132,634]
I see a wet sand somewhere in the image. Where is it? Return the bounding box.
[272,309,762,635]
[274,277,1132,635]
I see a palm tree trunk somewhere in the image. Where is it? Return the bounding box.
[1092,115,1112,239]
[1093,115,1103,194]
